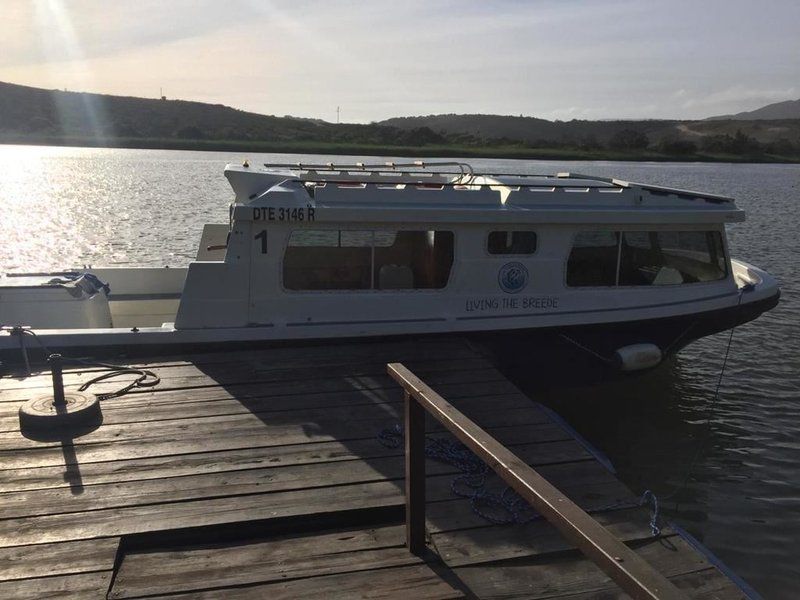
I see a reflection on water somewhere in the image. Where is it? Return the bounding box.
[0,145,798,598]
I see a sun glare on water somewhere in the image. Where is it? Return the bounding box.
[0,145,124,272]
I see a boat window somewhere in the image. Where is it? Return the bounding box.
[283,230,372,290]
[566,231,620,286]
[487,231,537,255]
[619,231,727,285]
[283,229,454,291]
[374,231,454,289]
[567,230,727,287]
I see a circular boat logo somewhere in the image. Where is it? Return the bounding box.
[498,262,529,294]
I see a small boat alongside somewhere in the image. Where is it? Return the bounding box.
[0,161,780,371]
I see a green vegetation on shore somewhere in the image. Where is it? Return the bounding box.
[2,80,799,163]
[4,133,798,163]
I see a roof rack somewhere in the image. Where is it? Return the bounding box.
[262,161,475,184]
[256,162,733,202]
[556,172,733,203]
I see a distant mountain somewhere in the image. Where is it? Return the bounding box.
[0,80,443,147]
[0,80,328,140]
[707,99,800,120]
[1,80,798,160]
[378,113,800,149]
[379,114,680,146]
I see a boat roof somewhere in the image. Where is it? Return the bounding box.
[224,161,744,224]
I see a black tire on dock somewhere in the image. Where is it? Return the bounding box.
[19,392,102,434]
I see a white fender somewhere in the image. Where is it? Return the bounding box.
[613,343,662,372]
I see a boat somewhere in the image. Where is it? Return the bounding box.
[0,161,780,372]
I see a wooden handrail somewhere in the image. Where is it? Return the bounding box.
[387,362,686,600]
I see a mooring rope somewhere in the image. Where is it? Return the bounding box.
[378,424,664,529]
[1,325,159,399]
[378,423,541,525]
[76,367,160,400]
[558,333,614,364]
[653,287,748,510]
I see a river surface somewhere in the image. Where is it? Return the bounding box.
[1,145,798,598]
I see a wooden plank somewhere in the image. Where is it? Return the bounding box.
[557,567,746,600]
[60,352,491,384]
[0,363,500,423]
[0,376,530,444]
[110,525,414,599]
[666,569,747,600]
[389,362,685,600]
[0,362,501,407]
[139,564,465,600]
[0,407,548,480]
[0,375,525,434]
[0,391,542,454]
[430,507,667,567]
[0,361,507,411]
[0,479,406,548]
[0,443,596,520]
[451,535,710,599]
[0,413,561,471]
[0,537,119,581]
[0,384,515,432]
[0,423,574,488]
[0,341,483,395]
[0,571,112,600]
[0,456,619,549]
[426,478,636,534]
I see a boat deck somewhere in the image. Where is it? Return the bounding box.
[0,339,749,598]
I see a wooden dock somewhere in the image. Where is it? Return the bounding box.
[0,339,750,598]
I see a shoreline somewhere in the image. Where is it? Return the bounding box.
[2,135,799,164]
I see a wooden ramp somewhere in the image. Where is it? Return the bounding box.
[0,339,748,598]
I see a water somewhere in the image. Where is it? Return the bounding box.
[1,145,798,597]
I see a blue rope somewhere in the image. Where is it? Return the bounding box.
[377,424,542,526]
[377,424,665,534]
[376,423,404,449]
[640,489,661,536]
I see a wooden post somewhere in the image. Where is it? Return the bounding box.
[404,390,426,555]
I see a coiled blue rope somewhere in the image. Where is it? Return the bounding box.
[378,423,663,533]
[379,424,541,525]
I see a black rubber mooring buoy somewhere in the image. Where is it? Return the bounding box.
[19,391,101,432]
[18,353,102,434]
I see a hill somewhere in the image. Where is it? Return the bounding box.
[380,114,682,146]
[0,80,447,148]
[379,113,800,147]
[1,80,798,162]
[708,99,800,120]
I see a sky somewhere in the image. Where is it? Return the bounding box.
[2,0,799,123]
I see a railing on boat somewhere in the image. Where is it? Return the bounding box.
[387,362,687,600]
[261,160,476,184]
[258,161,733,202]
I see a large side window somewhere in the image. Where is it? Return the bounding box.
[283,230,372,290]
[284,230,454,291]
[566,231,619,286]
[374,230,454,289]
[567,230,727,287]
[487,231,537,255]
[619,231,726,285]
